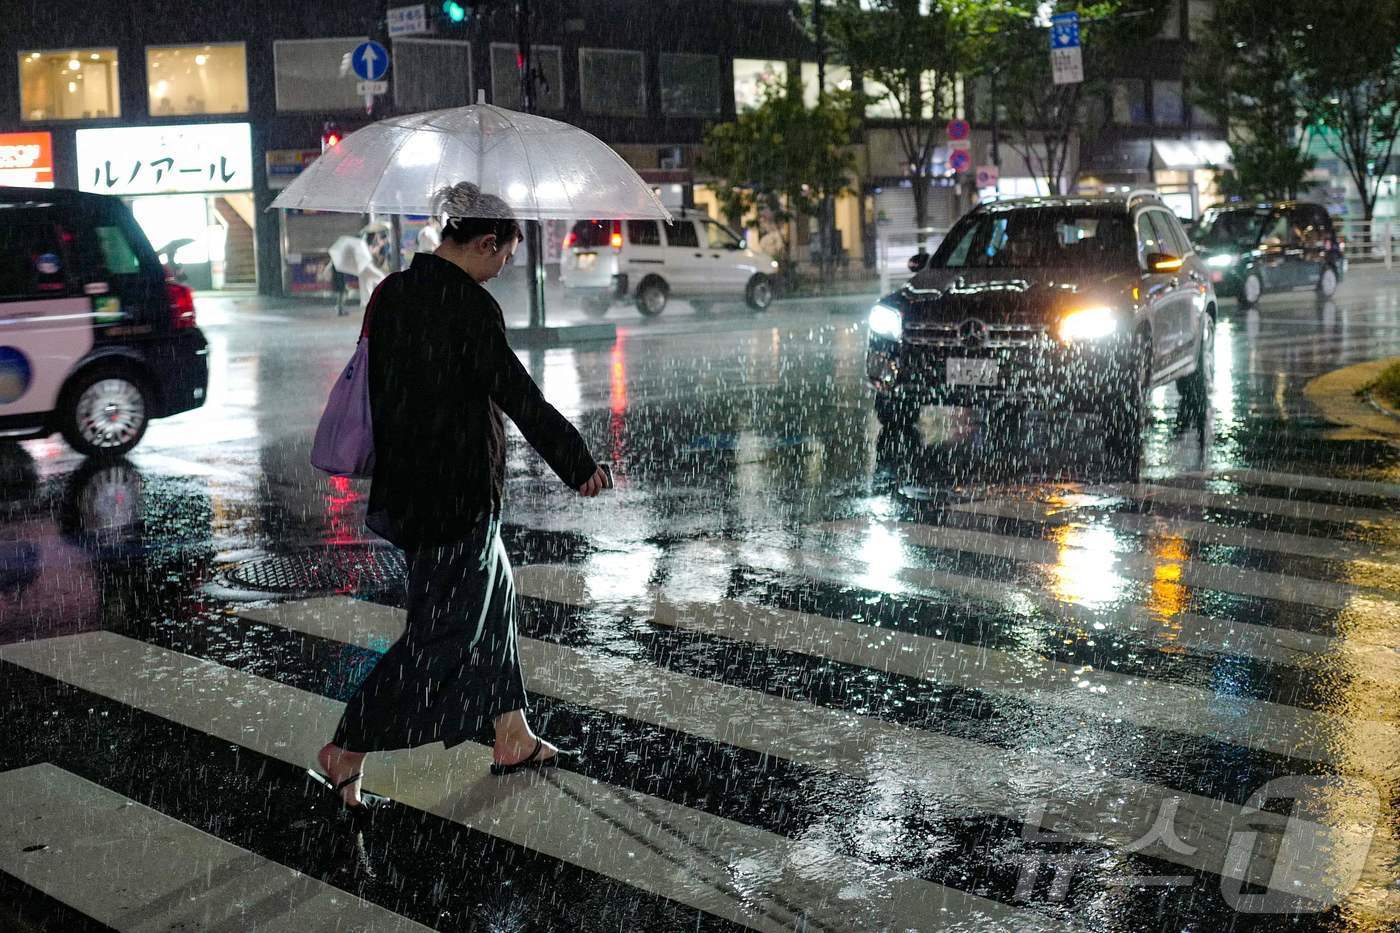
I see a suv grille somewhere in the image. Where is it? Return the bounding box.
[904,321,1049,349]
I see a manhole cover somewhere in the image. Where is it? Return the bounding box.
[225,548,406,595]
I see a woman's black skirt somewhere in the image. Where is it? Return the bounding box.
[333,515,528,752]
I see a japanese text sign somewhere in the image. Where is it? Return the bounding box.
[76,122,252,196]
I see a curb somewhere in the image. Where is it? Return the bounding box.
[1302,356,1400,441]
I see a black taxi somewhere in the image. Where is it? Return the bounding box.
[0,187,208,456]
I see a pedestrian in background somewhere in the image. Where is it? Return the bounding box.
[312,182,609,814]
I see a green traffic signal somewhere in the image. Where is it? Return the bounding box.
[443,0,466,22]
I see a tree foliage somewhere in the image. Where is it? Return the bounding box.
[818,0,961,228]
[1293,1,1400,221]
[967,0,1165,196]
[1189,0,1316,200]
[697,77,857,268]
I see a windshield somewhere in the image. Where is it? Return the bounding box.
[930,209,1135,270]
[1194,209,1266,249]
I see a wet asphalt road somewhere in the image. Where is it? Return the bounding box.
[0,269,1398,932]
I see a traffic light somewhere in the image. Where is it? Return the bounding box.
[321,122,342,152]
[442,1,467,23]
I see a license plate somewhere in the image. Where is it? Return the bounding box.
[945,357,999,387]
[575,252,597,270]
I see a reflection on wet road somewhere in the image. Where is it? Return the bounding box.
[0,270,1398,931]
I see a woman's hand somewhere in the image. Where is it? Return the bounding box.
[577,466,609,497]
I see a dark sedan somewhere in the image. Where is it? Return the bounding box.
[1192,201,1344,305]
[867,193,1217,449]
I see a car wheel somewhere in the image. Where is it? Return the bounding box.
[1240,271,1263,306]
[1103,332,1150,453]
[745,274,775,312]
[875,394,919,428]
[1317,265,1339,298]
[582,297,611,318]
[635,277,668,316]
[1175,312,1214,414]
[59,368,151,458]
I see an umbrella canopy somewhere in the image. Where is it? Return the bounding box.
[271,103,672,222]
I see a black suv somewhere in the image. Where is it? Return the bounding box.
[867,192,1216,448]
[1191,201,1344,305]
[0,187,209,456]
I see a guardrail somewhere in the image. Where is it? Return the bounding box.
[876,226,947,295]
[1335,220,1394,269]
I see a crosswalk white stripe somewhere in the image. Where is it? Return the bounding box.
[510,565,1398,768]
[0,632,1066,933]
[226,595,1379,903]
[948,497,1400,567]
[1088,483,1397,525]
[656,538,1400,689]
[0,763,431,933]
[1173,469,1400,500]
[813,518,1395,611]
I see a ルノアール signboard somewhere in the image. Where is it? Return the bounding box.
[0,132,54,188]
[76,123,253,195]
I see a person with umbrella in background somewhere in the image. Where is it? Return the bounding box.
[328,222,392,316]
[311,182,611,815]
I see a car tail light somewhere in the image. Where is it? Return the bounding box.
[563,231,576,249]
[610,221,622,250]
[167,281,196,329]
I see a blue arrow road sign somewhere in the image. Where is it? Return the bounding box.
[1050,12,1080,50]
[351,41,390,81]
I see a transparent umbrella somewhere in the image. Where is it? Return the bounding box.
[271,101,673,222]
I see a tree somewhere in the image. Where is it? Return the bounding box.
[819,0,961,233]
[697,77,857,275]
[1294,2,1400,224]
[1188,0,1316,200]
[969,0,1166,197]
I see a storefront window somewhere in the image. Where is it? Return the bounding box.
[1186,0,1213,41]
[19,48,120,121]
[1158,0,1181,39]
[146,44,247,116]
[490,44,563,111]
[1153,80,1184,125]
[394,39,472,111]
[579,49,645,116]
[273,37,367,112]
[733,59,787,111]
[799,62,853,109]
[1112,80,1148,125]
[660,53,720,116]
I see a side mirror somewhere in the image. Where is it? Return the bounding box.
[908,251,930,273]
[1146,252,1183,273]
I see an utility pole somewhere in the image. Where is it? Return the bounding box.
[517,0,547,329]
[813,0,832,284]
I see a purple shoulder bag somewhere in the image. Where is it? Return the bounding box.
[310,290,379,479]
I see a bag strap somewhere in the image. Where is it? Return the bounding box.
[358,273,390,340]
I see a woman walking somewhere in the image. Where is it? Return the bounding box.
[314,183,609,813]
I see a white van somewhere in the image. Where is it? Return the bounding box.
[560,213,780,317]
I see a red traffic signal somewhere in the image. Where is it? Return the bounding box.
[321,123,342,152]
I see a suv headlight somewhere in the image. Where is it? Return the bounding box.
[1205,253,1235,268]
[868,303,903,340]
[1058,306,1117,342]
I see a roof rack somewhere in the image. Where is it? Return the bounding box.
[1125,188,1162,208]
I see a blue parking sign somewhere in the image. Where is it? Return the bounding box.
[1050,12,1080,50]
[351,41,390,81]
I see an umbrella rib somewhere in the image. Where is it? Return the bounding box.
[490,106,542,218]
[366,123,441,215]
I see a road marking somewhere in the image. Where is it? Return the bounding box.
[0,762,431,933]
[512,563,1398,762]
[654,536,1399,684]
[813,518,1395,611]
[947,497,1400,567]
[0,632,1066,933]
[1172,469,1400,500]
[224,596,1379,903]
[1088,483,1397,526]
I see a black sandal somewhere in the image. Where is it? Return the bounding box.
[490,738,566,776]
[308,769,391,812]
